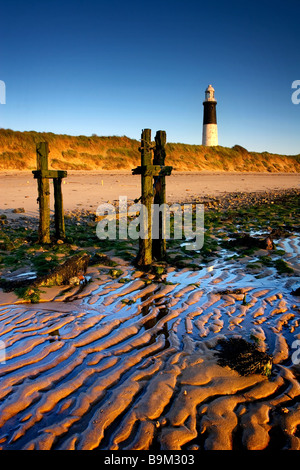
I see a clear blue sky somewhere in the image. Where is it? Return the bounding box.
[0,0,299,154]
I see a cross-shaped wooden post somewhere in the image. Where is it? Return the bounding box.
[32,142,67,244]
[132,129,172,266]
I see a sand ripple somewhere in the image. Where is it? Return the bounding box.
[0,239,299,450]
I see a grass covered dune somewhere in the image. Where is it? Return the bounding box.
[0,128,300,172]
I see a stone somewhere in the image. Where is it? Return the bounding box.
[12,207,25,213]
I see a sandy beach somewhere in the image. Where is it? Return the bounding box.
[0,171,299,218]
[0,171,299,450]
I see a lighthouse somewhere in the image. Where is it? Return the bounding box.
[202,84,218,146]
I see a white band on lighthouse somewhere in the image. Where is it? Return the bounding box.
[202,123,218,146]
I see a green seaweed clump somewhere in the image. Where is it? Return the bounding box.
[217,337,272,377]
[15,286,42,304]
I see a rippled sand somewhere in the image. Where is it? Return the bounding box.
[0,236,299,450]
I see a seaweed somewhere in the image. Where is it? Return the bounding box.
[217,337,272,377]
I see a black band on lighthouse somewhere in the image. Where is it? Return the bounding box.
[203,101,217,125]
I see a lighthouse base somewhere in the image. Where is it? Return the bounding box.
[202,124,218,146]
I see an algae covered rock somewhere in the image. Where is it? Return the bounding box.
[37,252,90,287]
[0,252,90,291]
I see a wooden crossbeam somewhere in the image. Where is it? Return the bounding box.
[32,170,67,179]
[132,165,172,177]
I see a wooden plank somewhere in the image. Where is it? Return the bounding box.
[53,178,65,239]
[132,165,172,177]
[32,170,67,179]
[132,165,143,175]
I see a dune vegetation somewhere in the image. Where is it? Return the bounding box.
[0,128,299,172]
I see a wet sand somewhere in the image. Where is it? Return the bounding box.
[0,171,299,450]
[0,171,299,218]
[0,235,299,450]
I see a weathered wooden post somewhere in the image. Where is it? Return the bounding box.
[32,142,67,243]
[153,130,167,260]
[34,142,51,244]
[132,129,172,266]
[133,129,153,266]
[53,177,65,239]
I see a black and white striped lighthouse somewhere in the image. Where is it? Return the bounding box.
[202,84,218,146]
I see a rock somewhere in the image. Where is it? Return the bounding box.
[69,276,80,286]
[225,233,274,250]
[89,252,117,266]
[109,269,123,278]
[270,227,291,239]
[37,252,90,287]
[0,252,90,291]
[291,287,300,296]
[265,237,274,250]
[12,207,25,213]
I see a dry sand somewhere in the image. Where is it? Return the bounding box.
[0,170,299,218]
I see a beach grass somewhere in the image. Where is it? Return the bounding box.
[1,128,300,172]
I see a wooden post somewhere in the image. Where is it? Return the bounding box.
[53,178,65,239]
[132,129,172,266]
[33,142,67,244]
[36,142,51,244]
[152,130,167,260]
[136,128,153,266]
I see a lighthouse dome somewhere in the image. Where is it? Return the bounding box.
[205,84,216,102]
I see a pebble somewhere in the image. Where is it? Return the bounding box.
[190,188,299,212]
[2,188,299,234]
